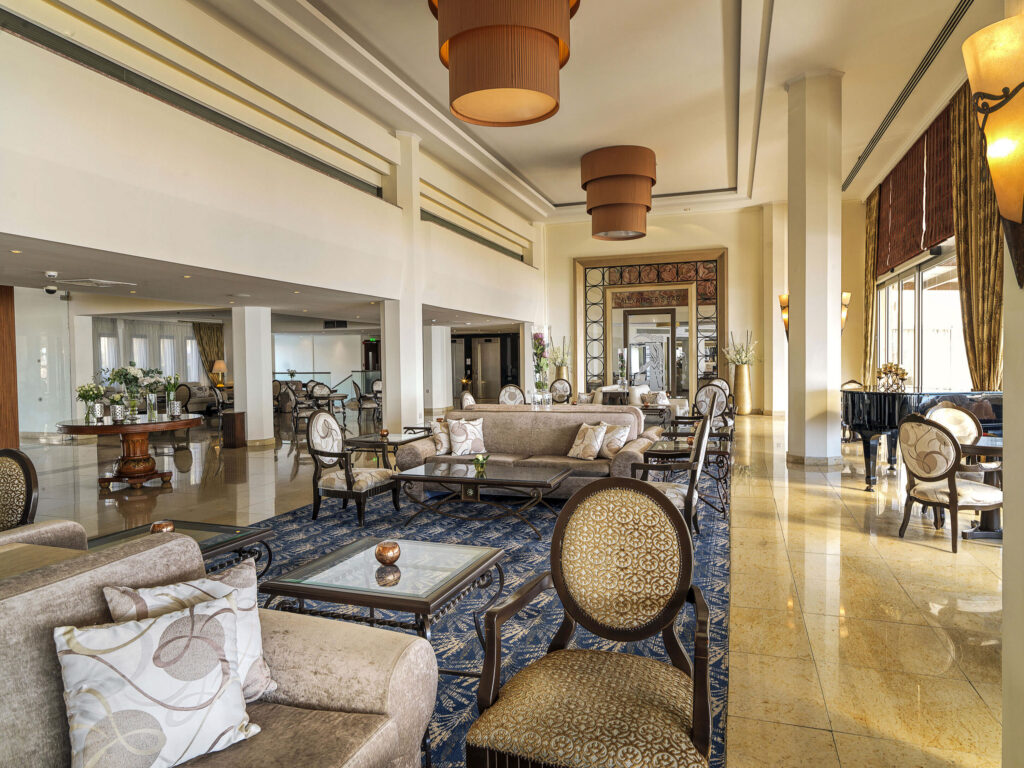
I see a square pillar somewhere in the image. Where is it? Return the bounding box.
[231,306,274,444]
[381,299,424,430]
[423,324,452,416]
[786,71,843,465]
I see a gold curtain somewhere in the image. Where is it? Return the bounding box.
[950,82,1003,391]
[191,322,224,382]
[862,187,880,383]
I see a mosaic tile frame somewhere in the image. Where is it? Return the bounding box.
[572,249,727,392]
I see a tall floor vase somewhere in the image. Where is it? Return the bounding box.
[733,364,752,415]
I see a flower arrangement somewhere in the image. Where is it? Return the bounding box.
[724,331,757,366]
[107,392,124,404]
[75,382,104,403]
[472,453,488,473]
[141,367,164,394]
[163,374,180,394]
[550,336,570,368]
[109,363,144,396]
[532,332,550,390]
[287,369,297,379]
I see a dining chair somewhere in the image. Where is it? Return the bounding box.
[460,390,477,408]
[549,378,572,404]
[926,403,1001,484]
[897,414,1003,553]
[707,377,736,412]
[498,384,526,405]
[465,477,711,768]
[0,449,40,531]
[280,386,315,435]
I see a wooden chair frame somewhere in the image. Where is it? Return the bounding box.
[469,477,711,765]
[280,386,314,435]
[0,448,39,531]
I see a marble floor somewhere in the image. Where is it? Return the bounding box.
[21,413,1002,766]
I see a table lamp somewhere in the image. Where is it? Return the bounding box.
[211,360,227,387]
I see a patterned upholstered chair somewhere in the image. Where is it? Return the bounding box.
[897,414,1003,553]
[692,384,734,432]
[465,477,711,768]
[280,386,315,435]
[0,449,39,532]
[707,377,735,412]
[550,378,572,404]
[350,381,380,416]
[926,403,1001,484]
[271,379,282,411]
[307,410,399,525]
[498,384,526,405]
[632,414,713,534]
[460,390,477,408]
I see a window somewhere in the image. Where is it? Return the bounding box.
[875,249,971,391]
[185,338,202,382]
[159,337,176,376]
[131,336,149,368]
[98,335,119,371]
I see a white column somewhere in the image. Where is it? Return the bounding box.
[231,306,274,443]
[422,324,452,415]
[786,71,843,465]
[761,202,788,415]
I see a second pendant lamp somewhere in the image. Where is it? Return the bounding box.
[581,145,657,240]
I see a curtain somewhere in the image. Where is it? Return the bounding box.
[92,318,208,384]
[192,322,224,381]
[877,138,925,275]
[862,187,881,383]
[951,82,1003,391]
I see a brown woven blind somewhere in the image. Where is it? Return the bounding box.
[876,137,925,275]
[923,105,954,250]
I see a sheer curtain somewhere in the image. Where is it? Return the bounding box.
[92,318,210,385]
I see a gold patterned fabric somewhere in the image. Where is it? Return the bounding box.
[560,486,681,630]
[863,186,880,383]
[899,421,957,479]
[191,322,225,383]
[951,82,1004,392]
[466,649,707,768]
[567,423,607,461]
[0,457,27,531]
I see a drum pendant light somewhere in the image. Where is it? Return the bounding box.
[581,145,657,240]
[429,0,580,127]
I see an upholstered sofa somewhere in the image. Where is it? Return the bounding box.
[175,381,217,414]
[0,528,438,768]
[395,404,655,500]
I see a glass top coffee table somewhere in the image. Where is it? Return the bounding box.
[260,537,505,669]
[393,463,572,539]
[88,520,274,576]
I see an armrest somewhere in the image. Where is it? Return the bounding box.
[0,520,88,550]
[688,585,711,758]
[478,572,555,712]
[395,437,437,470]
[610,438,653,477]
[258,608,437,755]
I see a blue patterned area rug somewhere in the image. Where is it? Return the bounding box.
[249,480,730,768]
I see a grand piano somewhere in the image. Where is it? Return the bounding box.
[841,389,1003,490]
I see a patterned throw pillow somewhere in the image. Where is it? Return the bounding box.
[449,418,485,456]
[104,558,275,703]
[598,422,632,458]
[576,392,594,404]
[431,420,451,455]
[56,594,259,767]
[641,391,671,406]
[568,423,608,461]
[641,425,666,441]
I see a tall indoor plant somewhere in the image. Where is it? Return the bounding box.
[724,331,757,415]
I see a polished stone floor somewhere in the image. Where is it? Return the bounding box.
[22,413,1002,766]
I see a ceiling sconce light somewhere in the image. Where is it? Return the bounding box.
[429,0,580,127]
[962,13,1024,286]
[779,291,852,340]
[581,145,657,240]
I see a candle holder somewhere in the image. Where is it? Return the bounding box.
[149,520,175,534]
[379,428,390,439]
[375,540,401,565]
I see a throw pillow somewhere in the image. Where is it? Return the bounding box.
[568,423,608,461]
[641,391,671,406]
[104,558,275,703]
[56,594,259,768]
[431,420,451,455]
[628,384,651,406]
[449,418,485,456]
[641,425,666,441]
[598,422,632,459]
[576,392,594,404]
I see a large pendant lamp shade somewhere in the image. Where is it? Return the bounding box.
[581,145,657,240]
[429,0,581,127]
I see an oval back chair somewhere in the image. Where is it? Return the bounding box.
[0,449,39,531]
[708,377,730,397]
[460,390,477,408]
[271,380,282,397]
[549,378,572,404]
[466,477,710,766]
[926,403,982,445]
[497,384,526,405]
[693,383,729,429]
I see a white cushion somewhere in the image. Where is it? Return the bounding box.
[647,481,690,510]
[598,422,632,459]
[55,594,258,767]
[628,384,651,406]
[912,479,1003,506]
[449,418,485,456]
[104,559,275,703]
[431,421,451,455]
[568,423,607,461]
[320,468,395,492]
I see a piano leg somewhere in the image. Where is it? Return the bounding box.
[861,433,880,491]
[885,431,898,473]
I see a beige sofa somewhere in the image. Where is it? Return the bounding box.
[395,404,654,500]
[0,527,438,768]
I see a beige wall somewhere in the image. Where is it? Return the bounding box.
[543,207,765,411]
[841,200,867,383]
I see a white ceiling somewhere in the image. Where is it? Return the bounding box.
[202,0,1003,217]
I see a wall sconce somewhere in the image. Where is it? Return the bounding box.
[778,292,851,340]
[962,13,1024,286]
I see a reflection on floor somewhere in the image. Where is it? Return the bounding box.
[22,413,1001,766]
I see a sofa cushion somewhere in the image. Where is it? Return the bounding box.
[449,418,486,456]
[598,423,632,459]
[568,423,607,461]
[183,702,397,768]
[516,456,612,478]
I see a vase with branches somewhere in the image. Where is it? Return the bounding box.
[724,331,756,415]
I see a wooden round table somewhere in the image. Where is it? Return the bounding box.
[57,415,202,490]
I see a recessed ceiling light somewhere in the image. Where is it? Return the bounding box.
[370,301,376,305]
[466,322,471,325]
[228,301,235,304]
[302,309,308,313]
[356,315,360,319]
[293,291,300,294]
[183,275,191,279]
[129,290,136,294]
[10,249,21,254]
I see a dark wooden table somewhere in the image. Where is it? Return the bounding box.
[346,432,425,469]
[57,415,203,490]
[959,435,1003,541]
[961,435,1003,457]
[394,463,571,539]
